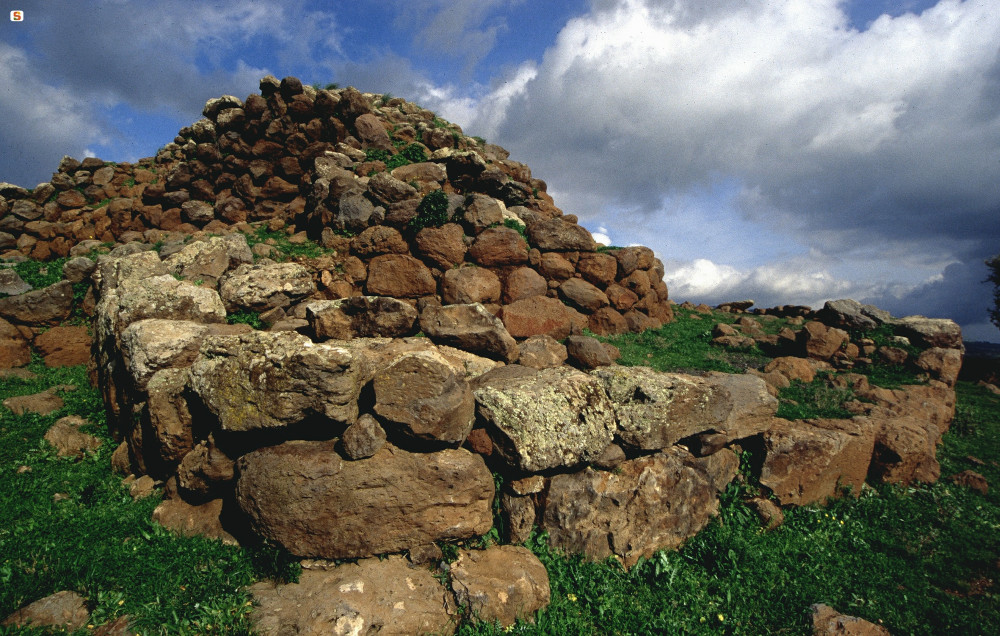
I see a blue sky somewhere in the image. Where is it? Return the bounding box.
[2,0,999,341]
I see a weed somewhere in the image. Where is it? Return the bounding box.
[408,190,451,232]
[776,373,855,419]
[226,310,264,330]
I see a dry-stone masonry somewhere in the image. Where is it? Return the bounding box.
[0,76,965,631]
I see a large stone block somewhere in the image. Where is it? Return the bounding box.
[236,441,494,559]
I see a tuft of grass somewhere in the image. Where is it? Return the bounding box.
[226,310,264,330]
[595,307,771,374]
[776,373,856,420]
[408,189,452,232]
[241,225,332,261]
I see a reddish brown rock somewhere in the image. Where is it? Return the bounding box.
[576,253,618,287]
[43,415,103,458]
[235,441,494,559]
[1,591,90,631]
[366,254,436,298]
[895,315,963,350]
[800,321,849,360]
[503,266,547,303]
[915,347,962,386]
[341,413,387,460]
[250,556,457,636]
[526,218,597,252]
[950,469,988,495]
[764,356,819,384]
[33,325,92,367]
[559,277,609,313]
[3,388,65,415]
[441,266,502,305]
[613,246,655,276]
[373,351,476,444]
[624,309,660,333]
[468,227,529,267]
[588,306,628,336]
[146,368,195,468]
[414,223,467,269]
[542,447,725,567]
[350,225,408,256]
[451,546,551,627]
[500,295,573,340]
[565,335,614,369]
[0,280,74,326]
[177,436,235,499]
[760,418,876,506]
[810,603,891,636]
[420,303,519,363]
[537,252,575,282]
[151,497,237,545]
[0,317,30,368]
[517,334,568,369]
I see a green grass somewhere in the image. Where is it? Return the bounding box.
[776,373,856,420]
[0,362,298,634]
[595,307,773,374]
[226,310,265,330]
[240,225,333,261]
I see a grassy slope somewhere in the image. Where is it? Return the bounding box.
[1,310,998,634]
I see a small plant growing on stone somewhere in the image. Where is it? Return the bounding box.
[408,189,451,231]
[227,310,264,330]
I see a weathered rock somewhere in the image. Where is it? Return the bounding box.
[537,252,575,282]
[236,441,494,558]
[468,227,529,267]
[576,253,618,287]
[92,250,168,297]
[118,319,210,390]
[441,266,501,305]
[1,590,90,631]
[760,418,876,506]
[915,347,962,386]
[414,223,467,269]
[151,497,237,545]
[587,306,628,336]
[373,350,476,444]
[33,325,92,367]
[503,266,547,304]
[517,334,568,369]
[163,234,253,287]
[500,295,573,340]
[420,303,518,363]
[146,368,195,467]
[0,317,30,368]
[564,335,613,369]
[307,296,419,340]
[341,413,387,459]
[250,556,457,636]
[0,280,73,325]
[392,161,448,186]
[451,546,551,627]
[474,366,616,472]
[0,268,32,295]
[462,194,506,234]
[190,331,367,431]
[542,447,724,567]
[746,497,784,531]
[354,112,393,150]
[527,218,597,251]
[558,277,609,313]
[816,299,889,331]
[219,261,315,312]
[350,225,408,256]
[43,415,103,458]
[612,246,655,276]
[800,321,849,360]
[177,436,235,499]
[868,414,942,486]
[593,367,775,450]
[368,172,418,205]
[950,469,989,495]
[810,603,891,636]
[895,315,963,350]
[764,356,818,383]
[61,256,96,284]
[365,254,436,298]
[3,388,65,415]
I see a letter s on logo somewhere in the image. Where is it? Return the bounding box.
[11,11,24,22]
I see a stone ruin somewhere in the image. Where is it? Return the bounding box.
[0,76,965,632]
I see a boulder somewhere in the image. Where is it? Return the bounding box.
[895,315,963,350]
[341,413,387,460]
[542,447,727,567]
[189,331,367,432]
[118,319,210,390]
[92,250,168,297]
[0,268,32,295]
[450,546,550,627]
[587,306,628,336]
[373,350,476,444]
[414,223,467,269]
[250,556,456,636]
[564,335,614,369]
[420,303,518,363]
[219,262,315,312]
[367,172,418,205]
[163,234,253,287]
[462,194,506,234]
[500,295,573,340]
[177,436,236,499]
[612,246,655,276]
[800,321,849,360]
[307,296,419,340]
[760,418,876,506]
[915,347,962,386]
[235,441,494,559]
[537,252,575,282]
[366,254,436,298]
[816,299,889,331]
[517,334,568,369]
[503,266,547,303]
[354,112,393,150]
[61,256,96,284]
[868,414,942,486]
[350,225,408,256]
[764,356,818,383]
[0,280,73,325]
[146,368,196,467]
[558,278,609,313]
[3,388,65,415]
[576,253,618,287]
[473,366,616,472]
[527,218,597,252]
[441,266,502,305]
[468,227,529,267]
